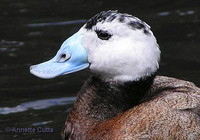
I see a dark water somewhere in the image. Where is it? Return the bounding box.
[0,0,200,139]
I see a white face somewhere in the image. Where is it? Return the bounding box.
[78,15,160,82]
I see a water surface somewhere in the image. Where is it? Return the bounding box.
[0,0,200,139]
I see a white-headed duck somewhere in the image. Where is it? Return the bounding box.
[30,10,200,140]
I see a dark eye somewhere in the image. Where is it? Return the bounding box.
[95,30,112,40]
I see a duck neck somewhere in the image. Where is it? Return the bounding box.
[74,74,156,121]
[64,74,156,139]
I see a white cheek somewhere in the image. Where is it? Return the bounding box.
[80,26,160,82]
[88,37,135,73]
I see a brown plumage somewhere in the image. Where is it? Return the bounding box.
[62,75,200,140]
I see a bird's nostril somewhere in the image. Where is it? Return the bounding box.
[61,54,66,59]
[58,53,71,63]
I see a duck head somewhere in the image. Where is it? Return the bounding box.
[30,10,160,82]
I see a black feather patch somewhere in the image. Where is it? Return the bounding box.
[85,10,118,30]
[128,21,150,35]
[85,10,151,35]
[118,15,125,23]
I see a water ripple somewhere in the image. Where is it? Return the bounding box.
[0,96,76,115]
[27,19,86,27]
[158,10,195,17]
[32,121,52,126]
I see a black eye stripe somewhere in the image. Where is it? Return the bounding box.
[95,30,112,40]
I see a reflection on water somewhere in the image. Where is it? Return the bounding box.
[0,40,24,57]
[0,97,76,115]
[32,121,52,126]
[27,19,86,27]
[0,0,200,139]
[158,10,195,16]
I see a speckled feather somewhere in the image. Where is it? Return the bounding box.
[85,10,151,35]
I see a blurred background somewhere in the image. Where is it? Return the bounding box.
[0,0,200,139]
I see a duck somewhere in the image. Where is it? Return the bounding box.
[30,10,200,140]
